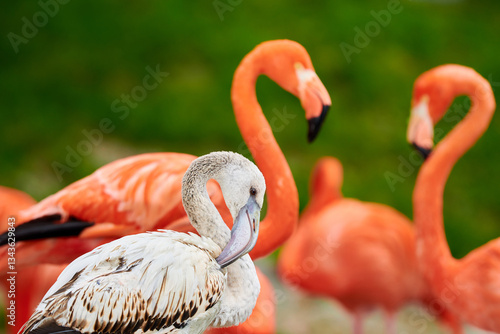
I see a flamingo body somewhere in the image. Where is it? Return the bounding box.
[279,197,422,312]
[278,157,462,333]
[24,231,227,334]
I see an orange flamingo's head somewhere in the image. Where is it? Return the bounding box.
[407,64,492,159]
[244,40,332,142]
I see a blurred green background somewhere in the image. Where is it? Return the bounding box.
[1,0,499,332]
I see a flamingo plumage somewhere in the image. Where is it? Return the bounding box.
[278,157,463,334]
[409,64,499,332]
[205,268,275,334]
[1,40,331,334]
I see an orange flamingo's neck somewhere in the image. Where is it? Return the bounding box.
[301,157,343,223]
[231,47,299,259]
[413,66,495,282]
[311,157,344,204]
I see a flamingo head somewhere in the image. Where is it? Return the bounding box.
[248,40,332,142]
[212,152,266,268]
[407,64,476,159]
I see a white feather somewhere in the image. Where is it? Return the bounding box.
[26,231,226,334]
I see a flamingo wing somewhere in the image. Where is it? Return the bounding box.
[23,231,225,334]
[12,153,198,242]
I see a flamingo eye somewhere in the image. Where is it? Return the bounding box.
[250,187,257,196]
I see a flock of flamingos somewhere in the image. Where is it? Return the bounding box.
[0,39,498,334]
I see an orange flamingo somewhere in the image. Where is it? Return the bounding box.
[278,157,462,334]
[408,64,499,332]
[1,40,331,334]
[0,186,66,334]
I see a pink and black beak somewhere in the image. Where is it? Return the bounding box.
[407,96,434,160]
[295,63,332,143]
[308,104,330,142]
[216,196,261,268]
[412,143,432,160]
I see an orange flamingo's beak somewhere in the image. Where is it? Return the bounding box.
[295,63,331,142]
[407,95,434,159]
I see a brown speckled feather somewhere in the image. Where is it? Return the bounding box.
[23,231,225,334]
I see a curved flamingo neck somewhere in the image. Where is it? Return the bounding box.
[232,58,299,259]
[312,159,343,204]
[301,159,343,223]
[414,74,495,282]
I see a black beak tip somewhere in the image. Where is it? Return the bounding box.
[412,142,432,160]
[307,104,330,143]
